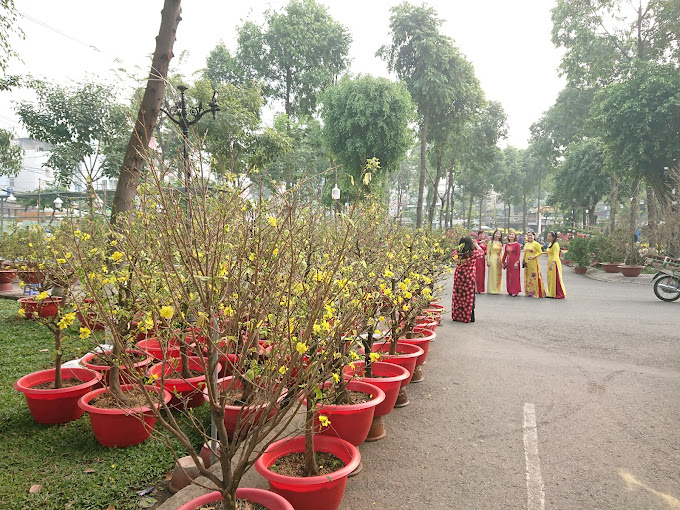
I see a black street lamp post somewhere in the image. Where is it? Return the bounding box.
[161,84,220,189]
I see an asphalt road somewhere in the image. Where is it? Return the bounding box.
[334,261,680,510]
[164,261,680,509]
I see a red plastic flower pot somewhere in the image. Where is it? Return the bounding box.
[147,356,221,409]
[255,434,360,510]
[18,296,63,319]
[308,380,385,446]
[176,488,294,510]
[135,337,185,360]
[80,349,153,387]
[415,315,438,330]
[205,377,284,439]
[78,384,171,447]
[343,361,409,417]
[0,269,16,291]
[370,341,423,386]
[14,367,102,424]
[17,269,44,285]
[397,329,436,366]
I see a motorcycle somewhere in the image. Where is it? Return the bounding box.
[652,267,680,302]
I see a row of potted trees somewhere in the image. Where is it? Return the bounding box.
[10,162,451,510]
[563,231,648,277]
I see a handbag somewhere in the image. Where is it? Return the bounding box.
[522,261,527,268]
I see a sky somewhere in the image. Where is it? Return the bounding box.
[0,0,566,149]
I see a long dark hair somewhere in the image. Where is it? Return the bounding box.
[458,236,474,257]
[548,231,557,249]
[492,230,503,243]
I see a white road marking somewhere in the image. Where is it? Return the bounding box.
[523,403,546,510]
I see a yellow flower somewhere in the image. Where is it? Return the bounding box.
[57,258,66,264]
[332,373,340,383]
[57,312,76,330]
[349,351,360,361]
[279,365,288,375]
[369,352,381,363]
[384,269,394,278]
[272,247,279,256]
[159,306,174,320]
[267,216,278,227]
[17,308,25,317]
[318,415,331,428]
[110,251,124,262]
[79,327,92,339]
[296,342,308,354]
[36,291,49,301]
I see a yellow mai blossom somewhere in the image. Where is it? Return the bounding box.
[267,216,278,227]
[57,312,77,330]
[369,352,381,363]
[79,327,92,339]
[248,253,255,261]
[279,365,288,375]
[349,351,360,361]
[36,291,49,301]
[384,269,394,278]
[318,415,331,428]
[65,252,72,259]
[296,342,308,354]
[17,308,25,317]
[403,291,413,299]
[332,373,340,383]
[110,251,124,262]
[313,323,321,335]
[159,306,174,320]
[272,247,279,256]
[57,258,66,264]
[222,305,234,317]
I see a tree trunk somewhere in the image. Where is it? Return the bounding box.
[630,178,640,242]
[537,178,542,234]
[416,102,430,228]
[522,194,527,234]
[111,0,182,227]
[478,197,483,229]
[467,193,473,230]
[609,170,618,232]
[427,149,443,226]
[646,185,656,245]
[461,190,466,228]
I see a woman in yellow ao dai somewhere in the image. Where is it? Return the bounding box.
[523,231,545,298]
[486,230,503,294]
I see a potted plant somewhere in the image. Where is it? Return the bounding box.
[13,227,101,424]
[618,242,647,277]
[56,153,388,508]
[566,235,591,274]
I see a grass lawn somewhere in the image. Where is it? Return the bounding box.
[0,299,209,510]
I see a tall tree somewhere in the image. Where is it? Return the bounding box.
[0,128,23,177]
[378,2,464,228]
[426,51,484,226]
[111,0,182,227]
[590,61,680,238]
[552,0,680,87]
[321,75,414,192]
[16,81,129,189]
[235,0,351,121]
[552,138,610,226]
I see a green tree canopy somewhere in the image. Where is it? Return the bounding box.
[552,0,680,87]
[0,128,22,177]
[235,0,351,119]
[16,80,130,189]
[320,75,414,183]
[552,138,609,213]
[589,61,680,197]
